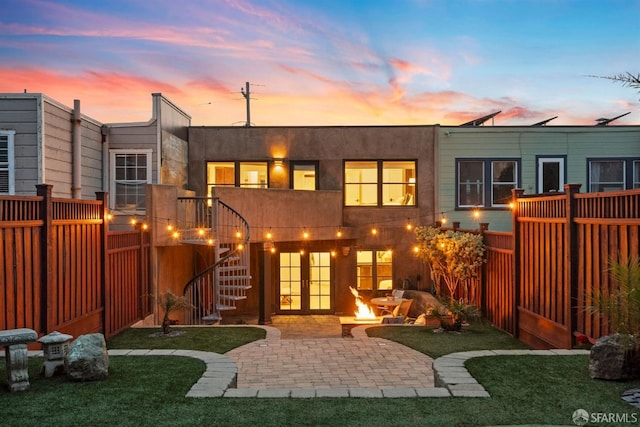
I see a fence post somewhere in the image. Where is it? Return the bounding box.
[479,223,489,313]
[37,184,53,333]
[511,188,525,338]
[564,184,582,347]
[95,192,109,337]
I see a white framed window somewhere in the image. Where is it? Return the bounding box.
[456,158,520,208]
[110,149,152,212]
[0,130,15,195]
[537,157,565,193]
[588,159,627,192]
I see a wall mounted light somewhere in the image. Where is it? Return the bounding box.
[273,158,284,167]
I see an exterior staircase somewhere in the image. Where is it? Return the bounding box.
[178,196,251,324]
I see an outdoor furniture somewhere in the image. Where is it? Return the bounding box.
[381,299,414,324]
[372,291,406,315]
[0,328,38,392]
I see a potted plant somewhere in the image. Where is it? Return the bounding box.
[156,290,194,335]
[586,256,640,380]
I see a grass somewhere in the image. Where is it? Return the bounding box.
[1,323,640,426]
[366,322,530,358]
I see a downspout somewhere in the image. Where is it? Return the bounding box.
[101,125,109,194]
[72,99,82,199]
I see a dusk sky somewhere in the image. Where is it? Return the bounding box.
[1,0,638,126]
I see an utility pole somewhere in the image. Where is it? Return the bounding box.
[240,82,251,127]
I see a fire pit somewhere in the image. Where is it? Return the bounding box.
[341,287,382,336]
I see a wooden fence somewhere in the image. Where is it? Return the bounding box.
[474,185,640,349]
[0,185,151,340]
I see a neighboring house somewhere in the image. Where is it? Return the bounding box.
[102,93,191,229]
[0,93,103,198]
[187,126,437,316]
[438,125,640,231]
[0,92,191,230]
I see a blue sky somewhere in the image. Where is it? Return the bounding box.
[0,0,638,125]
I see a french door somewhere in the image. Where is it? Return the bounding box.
[278,251,333,314]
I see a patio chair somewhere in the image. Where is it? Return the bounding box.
[381,299,413,324]
[376,289,405,315]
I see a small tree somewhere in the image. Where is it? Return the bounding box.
[156,290,194,335]
[415,226,485,303]
[587,256,640,338]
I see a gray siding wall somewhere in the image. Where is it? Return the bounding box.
[42,99,73,197]
[80,118,104,198]
[438,126,640,231]
[108,122,158,179]
[0,96,40,195]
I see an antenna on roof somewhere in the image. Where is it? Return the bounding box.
[531,116,558,126]
[459,111,501,127]
[595,112,631,126]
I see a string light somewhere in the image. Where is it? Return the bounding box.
[405,219,413,231]
[198,228,205,236]
[371,227,378,236]
[412,245,420,254]
[141,223,149,231]
[235,229,242,239]
[105,212,113,221]
[270,246,276,254]
[167,223,174,232]
[172,231,180,239]
[440,212,448,225]
[302,229,309,239]
[336,228,343,238]
[208,238,214,245]
[130,217,137,226]
[265,228,273,240]
[330,250,337,257]
[472,208,481,219]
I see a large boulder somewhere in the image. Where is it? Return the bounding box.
[402,290,447,319]
[589,334,640,380]
[65,333,109,381]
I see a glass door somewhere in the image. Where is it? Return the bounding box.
[278,251,332,313]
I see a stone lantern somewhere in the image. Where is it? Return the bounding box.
[37,331,73,378]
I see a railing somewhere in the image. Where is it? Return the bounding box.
[179,197,251,324]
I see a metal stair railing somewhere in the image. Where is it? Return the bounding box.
[178,196,251,324]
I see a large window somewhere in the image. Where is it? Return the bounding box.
[0,131,15,195]
[207,161,269,195]
[345,160,416,206]
[588,159,640,192]
[457,159,519,208]
[110,150,152,212]
[356,250,393,291]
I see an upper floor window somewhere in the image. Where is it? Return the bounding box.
[291,162,318,191]
[344,160,416,206]
[0,131,15,195]
[356,250,393,291]
[110,149,152,212]
[588,158,640,192]
[207,161,268,195]
[457,158,519,208]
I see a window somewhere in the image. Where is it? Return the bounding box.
[291,162,318,190]
[356,250,393,291]
[537,157,565,193]
[0,131,15,195]
[344,160,416,206]
[588,159,640,192]
[457,159,519,208]
[110,150,152,212]
[207,161,269,195]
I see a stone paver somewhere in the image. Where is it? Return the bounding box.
[26,317,592,399]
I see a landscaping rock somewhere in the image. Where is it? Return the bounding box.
[589,334,640,380]
[402,290,446,319]
[65,333,109,381]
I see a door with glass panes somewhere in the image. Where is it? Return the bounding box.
[278,251,333,313]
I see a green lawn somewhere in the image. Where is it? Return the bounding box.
[1,324,639,427]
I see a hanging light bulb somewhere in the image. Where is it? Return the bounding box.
[172,231,180,239]
[167,223,173,232]
[299,248,305,255]
[405,220,413,231]
[237,243,244,250]
[105,212,113,221]
[208,238,214,245]
[440,212,448,225]
[235,229,242,239]
[141,223,149,231]
[130,217,137,226]
[413,245,420,254]
[371,227,378,236]
[198,228,205,236]
[330,250,337,257]
[473,208,481,219]
[336,228,343,238]
[270,246,276,254]
[265,228,273,240]
[303,229,309,239]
